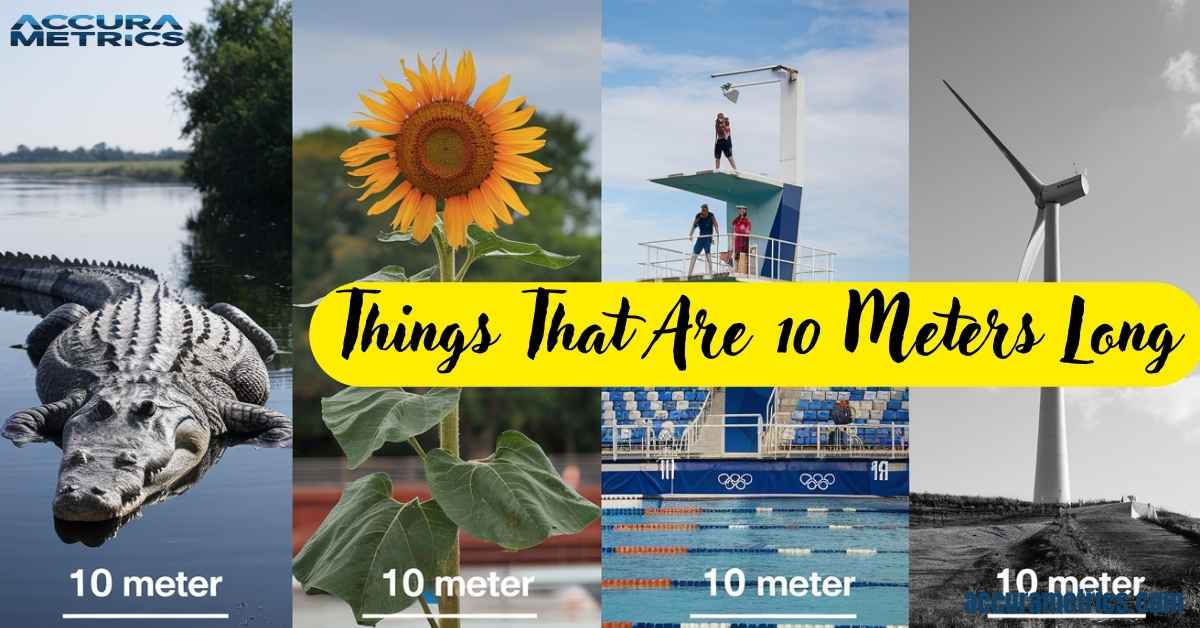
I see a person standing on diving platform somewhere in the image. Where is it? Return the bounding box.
[688,203,720,277]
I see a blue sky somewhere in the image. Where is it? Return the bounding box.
[601,0,909,281]
[293,0,601,168]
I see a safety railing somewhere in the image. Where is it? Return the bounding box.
[605,413,764,460]
[637,233,835,282]
[761,422,910,458]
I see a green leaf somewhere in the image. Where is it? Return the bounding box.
[323,388,460,469]
[376,230,413,243]
[377,229,419,244]
[426,430,599,550]
[292,474,457,626]
[294,265,436,308]
[467,225,579,269]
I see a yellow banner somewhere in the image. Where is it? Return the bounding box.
[307,282,1200,387]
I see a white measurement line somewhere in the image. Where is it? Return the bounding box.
[690,613,858,620]
[362,613,539,620]
[63,614,229,620]
[988,613,1146,620]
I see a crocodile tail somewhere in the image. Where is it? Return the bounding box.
[0,252,160,310]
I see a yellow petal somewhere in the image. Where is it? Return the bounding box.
[347,159,397,177]
[401,59,429,105]
[394,189,422,229]
[412,194,437,242]
[356,169,398,201]
[349,117,403,134]
[484,96,526,126]
[467,188,497,230]
[443,196,470,248]
[382,76,419,112]
[494,127,546,144]
[474,74,511,115]
[340,137,393,164]
[495,139,546,156]
[359,93,403,123]
[494,161,541,185]
[372,88,411,119]
[418,54,441,102]
[478,180,513,224]
[366,181,412,216]
[453,50,476,102]
[489,106,536,133]
[496,153,551,173]
[484,173,530,216]
[438,53,454,101]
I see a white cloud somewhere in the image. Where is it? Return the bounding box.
[793,0,907,13]
[601,37,908,275]
[1163,0,1188,18]
[1186,102,1200,137]
[1163,50,1199,94]
[1071,375,1200,439]
[602,40,738,77]
[1161,51,1200,139]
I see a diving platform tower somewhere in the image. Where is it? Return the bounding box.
[639,64,831,284]
[642,65,826,454]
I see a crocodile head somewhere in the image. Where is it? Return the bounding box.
[53,383,210,522]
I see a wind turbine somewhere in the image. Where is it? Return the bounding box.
[944,80,1088,504]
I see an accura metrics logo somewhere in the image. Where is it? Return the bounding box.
[10,14,184,47]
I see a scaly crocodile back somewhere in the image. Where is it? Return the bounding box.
[0,252,160,310]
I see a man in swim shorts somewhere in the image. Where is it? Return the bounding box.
[688,203,720,277]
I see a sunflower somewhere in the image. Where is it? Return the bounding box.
[340,50,550,248]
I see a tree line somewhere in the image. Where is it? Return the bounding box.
[0,143,188,164]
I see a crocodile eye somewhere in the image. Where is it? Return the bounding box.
[95,399,115,420]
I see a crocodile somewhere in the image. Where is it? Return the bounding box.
[0,252,291,522]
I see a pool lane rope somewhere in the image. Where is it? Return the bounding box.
[603,507,908,516]
[603,523,902,531]
[603,547,906,555]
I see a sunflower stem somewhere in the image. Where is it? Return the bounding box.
[431,224,461,628]
[417,596,439,628]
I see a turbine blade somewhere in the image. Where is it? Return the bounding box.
[1018,207,1046,281]
[943,80,1043,199]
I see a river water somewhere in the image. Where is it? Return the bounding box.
[0,174,292,626]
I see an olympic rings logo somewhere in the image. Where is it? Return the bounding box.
[800,473,836,491]
[717,473,753,491]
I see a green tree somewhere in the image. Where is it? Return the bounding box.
[178,0,291,215]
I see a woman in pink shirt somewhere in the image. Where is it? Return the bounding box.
[732,204,751,270]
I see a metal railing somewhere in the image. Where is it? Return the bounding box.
[605,413,763,460]
[603,417,909,460]
[761,422,909,458]
[637,233,835,282]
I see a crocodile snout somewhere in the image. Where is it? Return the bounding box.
[53,477,123,521]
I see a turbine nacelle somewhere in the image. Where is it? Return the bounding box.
[942,80,1089,281]
[1039,173,1088,208]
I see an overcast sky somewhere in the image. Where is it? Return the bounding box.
[293,0,600,169]
[0,0,205,153]
[601,0,909,281]
[911,0,1200,515]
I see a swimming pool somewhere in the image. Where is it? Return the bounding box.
[601,496,908,626]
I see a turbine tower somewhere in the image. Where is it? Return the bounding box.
[944,80,1089,504]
